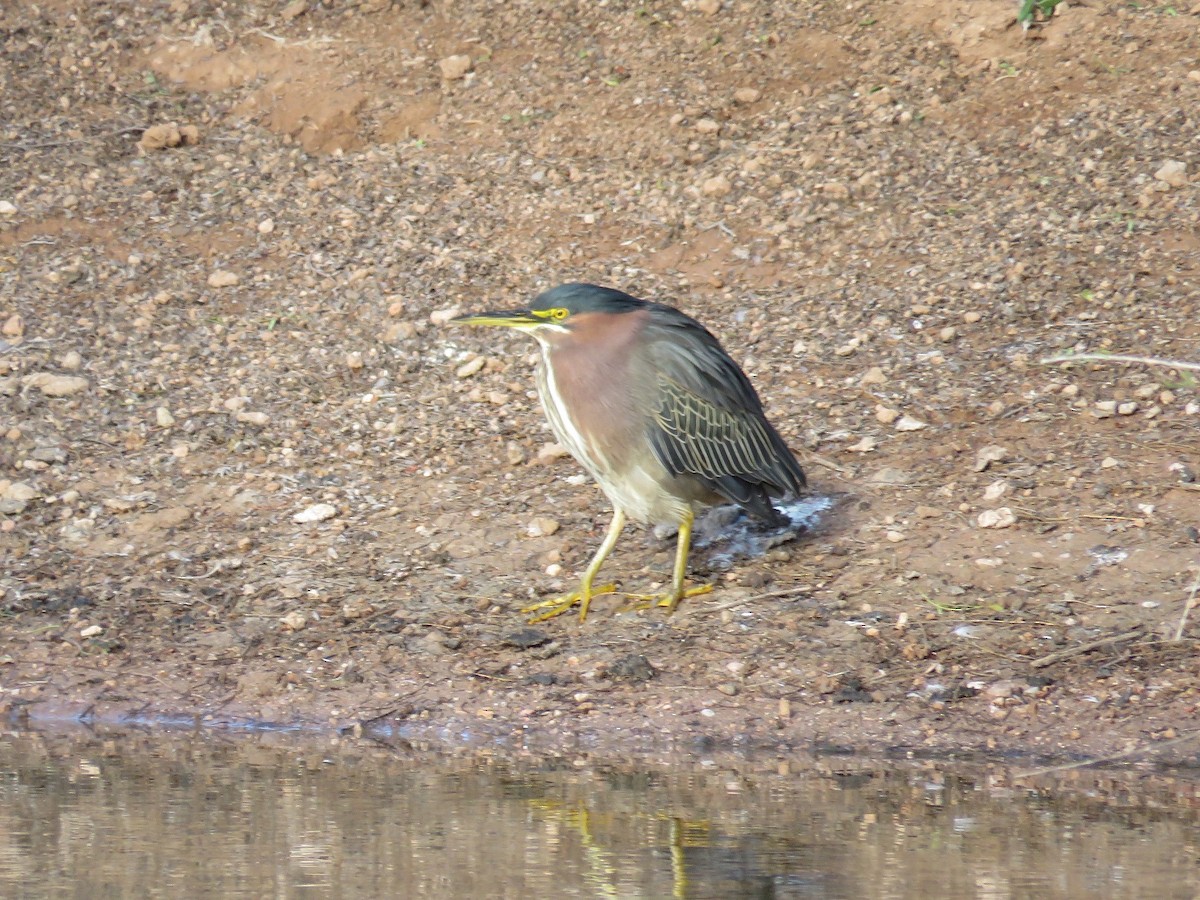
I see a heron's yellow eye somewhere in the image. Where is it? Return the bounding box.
[551,307,569,321]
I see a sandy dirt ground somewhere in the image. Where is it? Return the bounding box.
[2,0,1199,763]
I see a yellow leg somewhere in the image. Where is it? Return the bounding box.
[522,509,626,623]
[619,509,713,614]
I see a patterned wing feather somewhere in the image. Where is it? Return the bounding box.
[641,313,806,520]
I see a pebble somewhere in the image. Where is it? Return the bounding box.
[696,0,721,14]
[2,314,23,337]
[694,118,721,134]
[257,218,275,234]
[505,441,526,465]
[22,373,89,396]
[279,610,308,631]
[963,310,982,324]
[895,415,926,432]
[235,410,270,426]
[79,625,103,639]
[439,54,472,81]
[701,174,732,196]
[59,350,83,370]
[847,435,877,453]
[885,530,905,542]
[859,366,887,387]
[983,480,1008,501]
[977,507,1016,529]
[430,307,462,325]
[207,270,240,288]
[0,200,16,216]
[973,445,1008,472]
[346,351,364,370]
[1154,159,1188,188]
[455,356,486,378]
[2,481,39,502]
[293,502,337,523]
[939,326,957,342]
[874,405,900,424]
[527,516,560,537]
[155,407,175,427]
[537,442,570,462]
[1116,401,1138,416]
[733,87,761,103]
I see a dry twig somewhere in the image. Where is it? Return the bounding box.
[1041,352,1200,372]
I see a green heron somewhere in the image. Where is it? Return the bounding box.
[454,283,807,622]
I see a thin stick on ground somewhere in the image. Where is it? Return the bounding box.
[1040,352,1200,372]
[1172,568,1200,642]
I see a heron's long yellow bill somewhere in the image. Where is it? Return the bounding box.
[452,309,542,329]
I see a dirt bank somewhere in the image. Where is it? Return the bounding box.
[2,0,1199,762]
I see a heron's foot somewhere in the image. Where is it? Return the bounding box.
[618,582,713,614]
[522,583,617,624]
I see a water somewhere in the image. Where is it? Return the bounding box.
[2,730,1198,899]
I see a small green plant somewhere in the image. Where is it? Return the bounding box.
[1017,0,1063,28]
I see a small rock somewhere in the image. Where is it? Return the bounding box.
[606,653,656,683]
[716,682,739,696]
[207,270,240,288]
[346,351,364,370]
[983,480,1008,501]
[138,123,182,151]
[29,446,65,463]
[279,610,308,632]
[2,481,39,502]
[963,310,982,324]
[701,174,732,196]
[527,516,560,537]
[155,407,175,427]
[455,356,486,378]
[1117,401,1138,416]
[79,625,103,639]
[696,0,721,14]
[939,326,957,342]
[847,435,877,453]
[341,598,374,620]
[281,0,307,20]
[537,442,571,462]
[59,350,83,370]
[978,507,1016,529]
[915,505,941,518]
[865,467,913,485]
[235,410,269,426]
[0,200,16,216]
[439,54,472,81]
[2,314,23,337]
[859,366,887,387]
[1154,160,1188,188]
[874,405,900,424]
[885,530,905,543]
[694,117,721,134]
[973,445,1008,472]
[293,502,337,524]
[504,628,549,649]
[22,373,88,396]
[505,441,526,465]
[733,87,761,104]
[430,307,462,325]
[895,415,926,432]
[257,218,276,234]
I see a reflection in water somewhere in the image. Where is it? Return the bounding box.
[1,730,1199,898]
